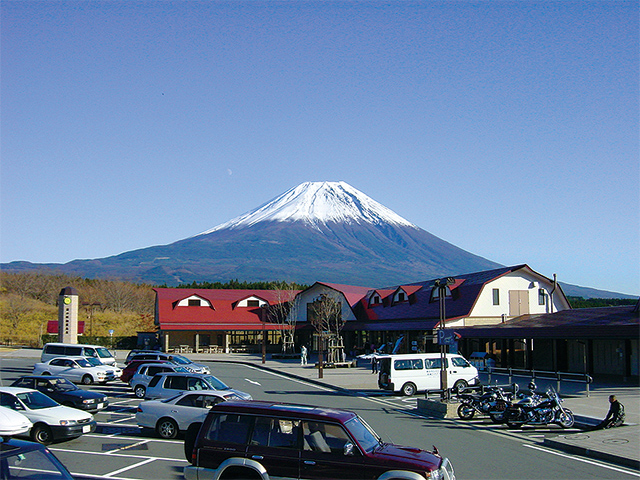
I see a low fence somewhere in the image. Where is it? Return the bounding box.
[487,367,593,397]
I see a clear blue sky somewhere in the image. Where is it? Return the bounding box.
[2,1,638,295]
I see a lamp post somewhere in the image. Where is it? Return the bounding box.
[434,277,455,401]
[260,305,268,364]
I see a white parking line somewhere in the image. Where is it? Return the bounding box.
[103,457,157,477]
[523,444,640,477]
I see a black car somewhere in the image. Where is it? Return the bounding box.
[10,376,108,413]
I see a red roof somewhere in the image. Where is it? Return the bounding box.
[315,282,373,308]
[154,288,299,332]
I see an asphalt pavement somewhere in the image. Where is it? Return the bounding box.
[2,347,638,470]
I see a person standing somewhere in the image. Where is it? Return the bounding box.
[300,345,308,366]
[371,350,378,374]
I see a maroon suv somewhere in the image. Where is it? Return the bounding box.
[184,401,455,480]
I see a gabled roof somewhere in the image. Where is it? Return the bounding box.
[357,265,564,324]
[154,288,299,331]
[311,282,374,308]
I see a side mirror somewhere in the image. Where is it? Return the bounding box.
[344,442,355,456]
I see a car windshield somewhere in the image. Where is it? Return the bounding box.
[344,416,382,453]
[96,347,112,358]
[49,379,77,392]
[170,355,192,365]
[85,357,102,367]
[16,391,59,410]
[75,359,92,368]
[202,375,229,390]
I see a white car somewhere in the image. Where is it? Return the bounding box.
[0,405,32,436]
[0,386,96,444]
[130,363,190,398]
[145,372,252,401]
[136,390,243,439]
[85,356,123,378]
[32,356,118,384]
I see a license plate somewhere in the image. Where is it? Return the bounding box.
[97,403,104,409]
[82,425,90,433]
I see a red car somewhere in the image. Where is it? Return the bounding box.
[184,401,455,480]
[120,359,171,384]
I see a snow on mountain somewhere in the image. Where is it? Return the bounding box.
[199,181,417,235]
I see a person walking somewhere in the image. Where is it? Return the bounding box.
[371,350,378,374]
[300,345,308,366]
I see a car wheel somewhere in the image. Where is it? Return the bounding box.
[31,424,53,445]
[452,380,468,394]
[156,417,179,439]
[401,382,417,396]
[81,374,93,385]
[134,385,146,398]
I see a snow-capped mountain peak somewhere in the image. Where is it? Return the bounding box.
[199,181,417,234]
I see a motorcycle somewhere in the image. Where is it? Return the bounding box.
[503,386,574,429]
[456,385,516,423]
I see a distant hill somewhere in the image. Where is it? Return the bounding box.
[2,181,635,299]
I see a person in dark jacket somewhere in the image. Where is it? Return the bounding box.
[597,395,625,429]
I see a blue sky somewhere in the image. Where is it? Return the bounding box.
[1,1,638,295]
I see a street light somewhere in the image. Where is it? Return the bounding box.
[434,277,455,401]
[260,305,268,364]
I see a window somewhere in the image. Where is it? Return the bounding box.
[538,288,546,305]
[492,289,500,305]
[206,413,253,444]
[370,294,381,305]
[251,417,301,449]
[393,359,423,371]
[397,292,406,302]
[302,421,350,454]
[166,376,188,390]
[450,357,471,368]
[188,299,201,307]
[430,287,452,302]
[247,300,260,307]
[424,358,445,369]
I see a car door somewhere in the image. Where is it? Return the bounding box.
[196,413,252,472]
[245,416,300,478]
[171,393,213,429]
[299,421,364,479]
[47,359,75,380]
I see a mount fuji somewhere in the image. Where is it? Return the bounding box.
[5,181,502,286]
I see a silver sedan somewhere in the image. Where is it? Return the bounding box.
[136,390,243,439]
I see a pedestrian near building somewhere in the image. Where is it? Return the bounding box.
[300,345,308,366]
[371,350,378,374]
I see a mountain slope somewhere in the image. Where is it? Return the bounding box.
[3,181,633,297]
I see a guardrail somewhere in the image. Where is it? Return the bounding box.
[487,367,593,396]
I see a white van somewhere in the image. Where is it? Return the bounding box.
[41,343,116,366]
[378,353,479,396]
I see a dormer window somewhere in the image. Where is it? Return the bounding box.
[175,295,213,308]
[370,294,381,305]
[188,299,201,307]
[430,287,452,302]
[392,290,408,304]
[247,300,260,307]
[397,292,406,302]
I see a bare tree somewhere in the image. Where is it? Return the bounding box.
[266,285,300,355]
[308,293,344,378]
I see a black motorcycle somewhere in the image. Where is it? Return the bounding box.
[457,385,515,423]
[503,386,574,429]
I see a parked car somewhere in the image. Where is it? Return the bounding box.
[125,348,163,364]
[0,386,96,444]
[130,363,191,398]
[184,401,455,480]
[121,359,172,384]
[128,352,210,374]
[84,356,123,378]
[145,372,252,401]
[10,376,109,413]
[136,390,244,439]
[41,342,117,366]
[0,405,32,436]
[32,356,118,385]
